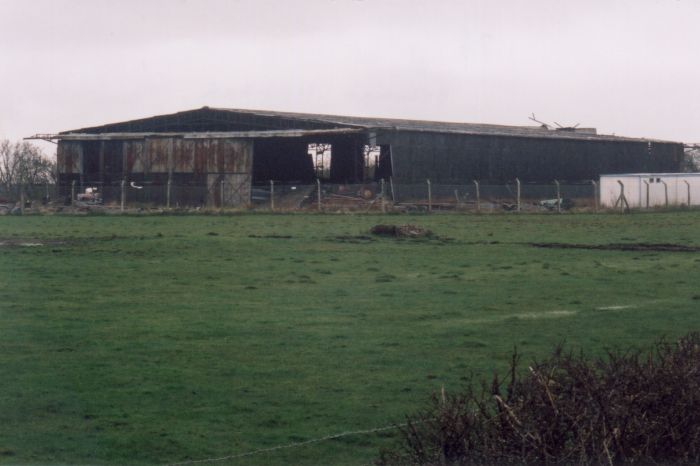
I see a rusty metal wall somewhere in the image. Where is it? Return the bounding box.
[124,140,146,173]
[57,137,253,206]
[56,141,82,196]
[146,138,170,173]
[56,141,81,174]
[172,139,194,172]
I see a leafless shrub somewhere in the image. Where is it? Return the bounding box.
[0,139,55,200]
[378,333,700,465]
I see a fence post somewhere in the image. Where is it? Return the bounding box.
[427,179,432,213]
[316,178,322,212]
[71,180,76,206]
[270,180,275,211]
[591,180,598,212]
[515,178,521,212]
[660,180,668,207]
[380,178,386,213]
[20,182,25,214]
[220,179,225,209]
[614,180,629,212]
[45,182,50,204]
[166,177,172,208]
[554,179,561,213]
[683,180,691,206]
[121,178,126,212]
[389,176,396,202]
[473,180,480,213]
[643,180,650,208]
[454,189,460,208]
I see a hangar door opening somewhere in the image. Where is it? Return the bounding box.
[307,143,393,183]
[252,135,392,186]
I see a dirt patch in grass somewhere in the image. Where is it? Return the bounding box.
[330,235,376,243]
[530,242,700,252]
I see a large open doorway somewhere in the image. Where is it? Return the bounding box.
[251,136,392,186]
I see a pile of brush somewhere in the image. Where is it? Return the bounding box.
[379,333,700,465]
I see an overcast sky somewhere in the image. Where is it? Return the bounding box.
[1,0,699,155]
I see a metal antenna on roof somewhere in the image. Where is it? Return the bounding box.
[554,121,581,131]
[529,113,553,130]
[530,114,581,131]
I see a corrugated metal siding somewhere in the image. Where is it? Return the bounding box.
[379,131,684,183]
[193,140,209,174]
[173,139,194,172]
[223,139,251,173]
[57,137,253,206]
[147,138,169,173]
[57,141,81,174]
[125,140,145,173]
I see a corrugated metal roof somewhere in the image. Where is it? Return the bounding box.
[40,128,363,141]
[56,107,681,144]
[209,107,677,143]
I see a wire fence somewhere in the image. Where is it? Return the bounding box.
[250,179,599,213]
[163,421,411,466]
[0,178,606,214]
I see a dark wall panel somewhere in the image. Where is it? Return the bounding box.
[102,141,123,184]
[81,141,101,183]
[379,131,683,183]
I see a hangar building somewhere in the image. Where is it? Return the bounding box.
[41,107,684,206]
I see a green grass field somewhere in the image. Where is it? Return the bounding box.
[2,212,700,465]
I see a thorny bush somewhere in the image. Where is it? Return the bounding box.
[378,333,700,466]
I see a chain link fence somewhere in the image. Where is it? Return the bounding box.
[2,179,601,214]
[387,180,597,212]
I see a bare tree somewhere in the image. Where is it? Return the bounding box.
[684,145,700,172]
[0,139,56,201]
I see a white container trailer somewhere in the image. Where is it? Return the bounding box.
[599,173,700,208]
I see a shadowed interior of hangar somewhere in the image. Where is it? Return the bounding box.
[252,138,392,185]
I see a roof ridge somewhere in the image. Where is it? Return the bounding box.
[55,107,682,144]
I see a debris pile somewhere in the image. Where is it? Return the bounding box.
[370,224,432,238]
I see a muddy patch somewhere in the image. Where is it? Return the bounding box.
[530,242,700,253]
[370,224,433,238]
[330,235,376,244]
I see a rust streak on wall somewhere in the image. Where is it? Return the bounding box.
[57,137,253,207]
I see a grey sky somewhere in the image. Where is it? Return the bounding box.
[1,0,699,155]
